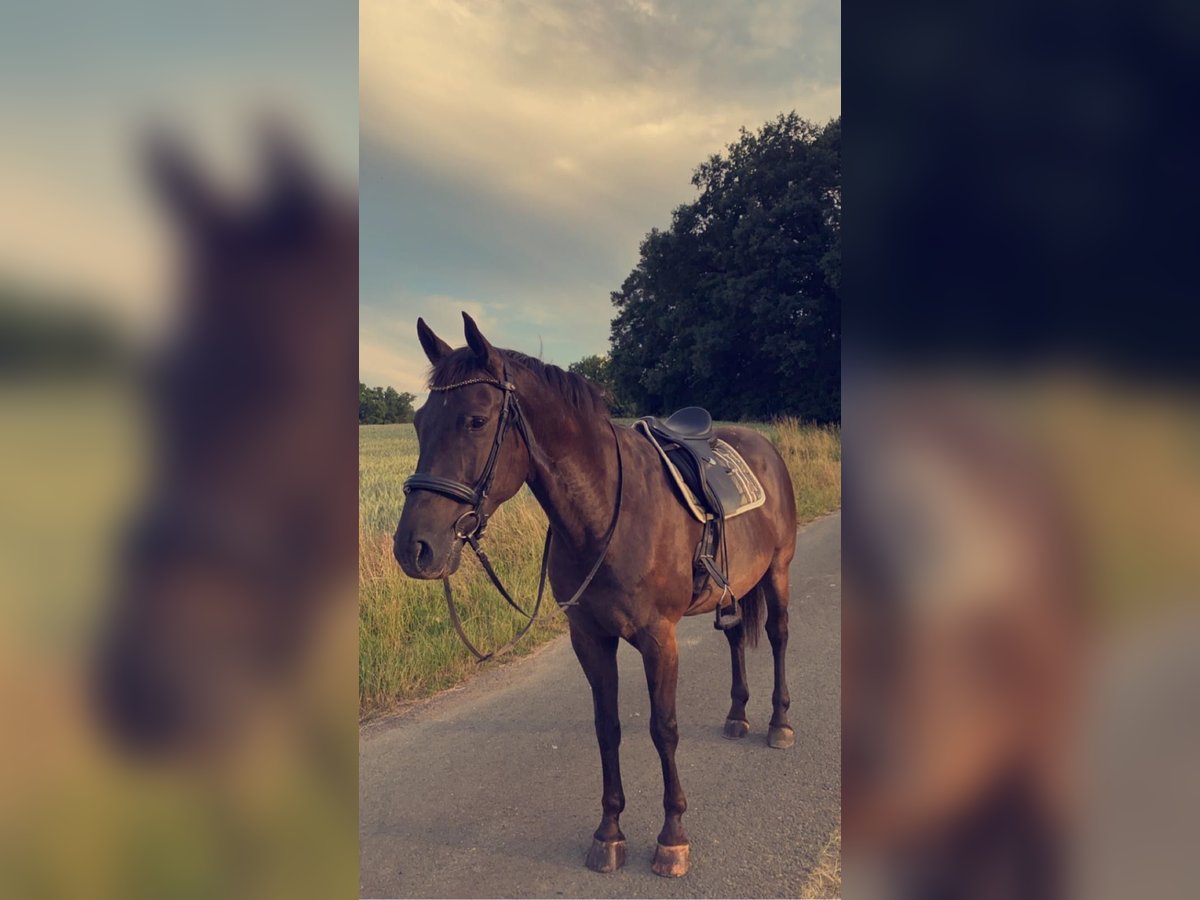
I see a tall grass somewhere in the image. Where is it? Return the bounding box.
[0,383,357,899]
[359,426,558,714]
[800,825,842,899]
[771,418,842,522]
[359,419,840,717]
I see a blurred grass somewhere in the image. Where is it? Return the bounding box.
[1011,376,1200,621]
[0,381,356,899]
[359,418,841,717]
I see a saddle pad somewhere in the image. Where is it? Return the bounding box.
[633,421,767,523]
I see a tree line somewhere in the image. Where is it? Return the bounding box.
[360,383,415,424]
[580,112,840,424]
[378,112,839,426]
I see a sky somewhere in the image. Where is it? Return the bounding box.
[360,0,841,397]
[0,2,358,337]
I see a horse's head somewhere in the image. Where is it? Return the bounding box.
[393,314,532,579]
[95,126,357,753]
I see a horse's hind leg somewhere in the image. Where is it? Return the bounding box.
[763,558,795,749]
[569,623,627,872]
[722,616,750,739]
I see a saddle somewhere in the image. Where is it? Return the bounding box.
[635,407,765,631]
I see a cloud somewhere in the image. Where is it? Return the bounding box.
[359,332,430,396]
[2,3,357,341]
[360,295,514,394]
[361,0,840,244]
[362,287,613,395]
[0,149,170,333]
[360,0,841,382]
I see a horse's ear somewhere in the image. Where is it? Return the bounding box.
[462,312,501,373]
[258,117,320,214]
[142,128,225,236]
[417,318,453,365]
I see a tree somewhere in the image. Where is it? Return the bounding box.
[609,113,840,422]
[567,354,631,416]
[359,382,415,424]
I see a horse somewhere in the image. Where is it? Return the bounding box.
[94,125,358,754]
[393,312,799,878]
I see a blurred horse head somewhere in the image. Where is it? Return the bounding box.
[95,125,357,754]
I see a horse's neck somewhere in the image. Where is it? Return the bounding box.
[521,396,616,553]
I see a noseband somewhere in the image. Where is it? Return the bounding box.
[403,365,623,662]
[403,369,527,545]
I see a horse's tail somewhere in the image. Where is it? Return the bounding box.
[741,583,765,649]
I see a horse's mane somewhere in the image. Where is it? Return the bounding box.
[430,348,610,419]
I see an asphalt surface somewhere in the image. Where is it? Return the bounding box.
[360,512,840,899]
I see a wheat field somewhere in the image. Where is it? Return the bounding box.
[359,419,840,717]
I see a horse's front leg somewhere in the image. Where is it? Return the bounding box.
[638,620,690,877]
[569,623,626,872]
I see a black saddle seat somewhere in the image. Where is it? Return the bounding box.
[658,406,713,442]
[641,407,724,513]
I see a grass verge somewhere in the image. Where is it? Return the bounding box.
[800,825,842,899]
[359,418,839,717]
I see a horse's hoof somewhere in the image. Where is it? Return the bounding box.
[767,724,795,749]
[723,718,750,740]
[585,838,626,873]
[651,843,690,877]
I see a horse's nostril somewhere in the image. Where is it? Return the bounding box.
[393,531,440,576]
[414,539,434,570]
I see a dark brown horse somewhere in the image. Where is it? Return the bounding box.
[394,313,798,877]
[94,126,358,753]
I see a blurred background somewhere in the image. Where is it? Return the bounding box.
[0,3,357,898]
[4,1,1199,898]
[843,1,1200,898]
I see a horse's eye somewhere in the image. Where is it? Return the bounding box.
[468,416,488,431]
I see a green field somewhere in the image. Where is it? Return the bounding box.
[359,419,841,717]
[0,382,357,899]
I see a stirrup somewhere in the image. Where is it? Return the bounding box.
[714,611,742,631]
[713,588,741,631]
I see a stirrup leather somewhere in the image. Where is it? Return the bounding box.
[696,519,740,630]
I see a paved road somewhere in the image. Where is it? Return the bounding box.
[360,513,840,899]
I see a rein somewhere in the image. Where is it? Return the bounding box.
[403,366,624,662]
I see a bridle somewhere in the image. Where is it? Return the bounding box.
[404,370,528,546]
[403,364,623,661]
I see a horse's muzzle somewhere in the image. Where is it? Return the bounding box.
[393,530,463,579]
